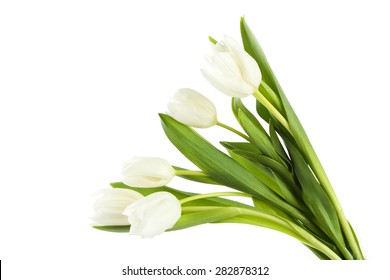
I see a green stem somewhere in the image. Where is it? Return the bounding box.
[175,170,208,177]
[217,121,251,142]
[259,81,284,112]
[180,192,252,205]
[237,208,342,260]
[182,206,222,212]
[253,89,292,134]
[179,203,341,259]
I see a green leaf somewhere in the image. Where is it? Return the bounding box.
[220,141,259,154]
[222,141,301,208]
[227,149,283,197]
[221,142,303,209]
[173,166,220,185]
[269,120,290,164]
[256,100,272,124]
[237,109,278,159]
[160,114,288,209]
[285,140,344,246]
[93,225,129,232]
[240,17,282,101]
[232,98,282,163]
[272,171,303,211]
[252,197,292,221]
[172,207,241,231]
[208,36,217,44]
[231,149,296,189]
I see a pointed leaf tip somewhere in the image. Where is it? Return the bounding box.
[208,36,217,44]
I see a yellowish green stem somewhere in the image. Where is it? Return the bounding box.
[217,121,251,142]
[237,208,342,260]
[175,170,208,177]
[259,81,283,112]
[253,89,292,134]
[180,192,252,205]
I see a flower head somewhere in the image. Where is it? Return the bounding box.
[122,157,175,188]
[123,191,181,237]
[201,35,261,98]
[91,188,144,226]
[167,88,218,128]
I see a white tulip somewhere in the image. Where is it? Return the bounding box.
[123,191,181,237]
[122,157,175,188]
[167,88,218,128]
[91,188,144,226]
[201,35,262,98]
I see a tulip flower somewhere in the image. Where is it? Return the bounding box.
[201,35,262,98]
[167,88,218,128]
[123,191,181,237]
[91,188,144,225]
[122,157,175,188]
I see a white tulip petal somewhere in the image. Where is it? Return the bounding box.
[201,67,253,98]
[203,35,262,98]
[239,51,262,89]
[211,52,242,76]
[167,88,217,128]
[122,157,175,188]
[212,41,227,53]
[223,35,262,89]
[91,188,144,226]
[123,191,181,238]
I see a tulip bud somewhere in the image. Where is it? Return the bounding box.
[167,88,218,128]
[123,191,181,237]
[201,35,262,98]
[91,188,144,226]
[122,157,175,188]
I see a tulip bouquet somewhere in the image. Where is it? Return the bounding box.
[92,18,364,260]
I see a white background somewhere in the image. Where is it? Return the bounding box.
[1,0,389,279]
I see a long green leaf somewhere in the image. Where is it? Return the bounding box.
[172,207,241,231]
[173,166,220,185]
[256,100,272,124]
[285,140,344,247]
[232,98,281,162]
[231,150,296,189]
[227,149,282,197]
[93,225,129,232]
[159,113,287,208]
[240,18,283,107]
[269,120,290,164]
[272,171,304,211]
[220,141,259,154]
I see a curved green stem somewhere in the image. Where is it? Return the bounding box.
[259,81,284,112]
[175,169,208,177]
[217,121,251,141]
[253,88,292,134]
[238,208,342,260]
[180,192,252,205]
